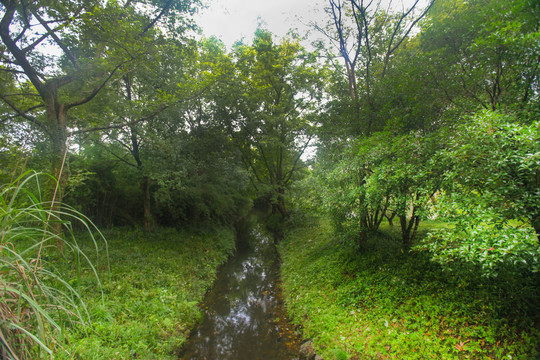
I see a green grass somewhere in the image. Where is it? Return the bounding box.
[57,226,236,359]
[278,217,540,359]
[1,172,107,359]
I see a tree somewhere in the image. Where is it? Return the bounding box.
[320,130,442,247]
[225,29,324,218]
[0,0,200,216]
[318,132,393,244]
[316,0,434,135]
[419,0,540,116]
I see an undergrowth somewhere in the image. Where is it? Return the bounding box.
[0,172,105,359]
[279,217,540,359]
[58,226,236,359]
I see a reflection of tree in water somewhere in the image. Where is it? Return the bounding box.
[180,229,299,360]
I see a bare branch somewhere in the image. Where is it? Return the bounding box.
[69,103,168,136]
[387,0,435,57]
[0,92,48,133]
[30,10,79,68]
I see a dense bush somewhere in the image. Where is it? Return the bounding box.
[417,111,540,276]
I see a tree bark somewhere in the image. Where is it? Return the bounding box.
[532,217,540,243]
[386,210,396,226]
[399,213,420,248]
[142,176,153,230]
[44,87,70,250]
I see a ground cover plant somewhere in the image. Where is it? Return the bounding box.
[57,226,236,359]
[278,218,540,359]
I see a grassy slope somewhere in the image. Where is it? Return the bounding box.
[278,218,540,360]
[57,226,235,359]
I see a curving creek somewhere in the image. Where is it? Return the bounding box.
[179,228,302,360]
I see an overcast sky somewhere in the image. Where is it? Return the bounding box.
[194,0,430,48]
[194,0,329,47]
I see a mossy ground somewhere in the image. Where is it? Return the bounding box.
[278,217,540,359]
[57,226,235,359]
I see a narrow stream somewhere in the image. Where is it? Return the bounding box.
[179,228,301,360]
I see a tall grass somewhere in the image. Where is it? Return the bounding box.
[0,171,106,359]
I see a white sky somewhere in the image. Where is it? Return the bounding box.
[195,0,328,47]
[194,0,430,48]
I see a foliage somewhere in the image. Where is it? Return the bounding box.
[318,131,442,247]
[0,172,105,359]
[418,194,540,277]
[420,0,540,114]
[279,218,540,359]
[317,133,390,245]
[416,111,540,275]
[58,226,235,359]
[64,149,145,228]
[225,29,325,217]
[149,124,252,226]
[445,112,539,235]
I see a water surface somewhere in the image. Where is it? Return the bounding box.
[179,229,300,360]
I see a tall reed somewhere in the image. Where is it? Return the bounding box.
[0,171,107,359]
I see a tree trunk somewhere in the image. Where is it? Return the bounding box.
[275,188,288,218]
[142,176,153,230]
[386,210,396,226]
[45,90,69,251]
[399,213,420,248]
[532,217,540,243]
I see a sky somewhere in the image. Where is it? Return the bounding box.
[194,0,328,47]
[194,0,430,48]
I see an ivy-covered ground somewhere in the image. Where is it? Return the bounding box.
[57,226,236,359]
[278,218,540,359]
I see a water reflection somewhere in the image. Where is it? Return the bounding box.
[179,229,300,360]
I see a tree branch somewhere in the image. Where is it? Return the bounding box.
[69,103,168,136]
[284,134,313,185]
[0,92,48,133]
[66,62,126,110]
[386,0,435,58]
[0,2,45,97]
[91,138,138,168]
[142,0,174,35]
